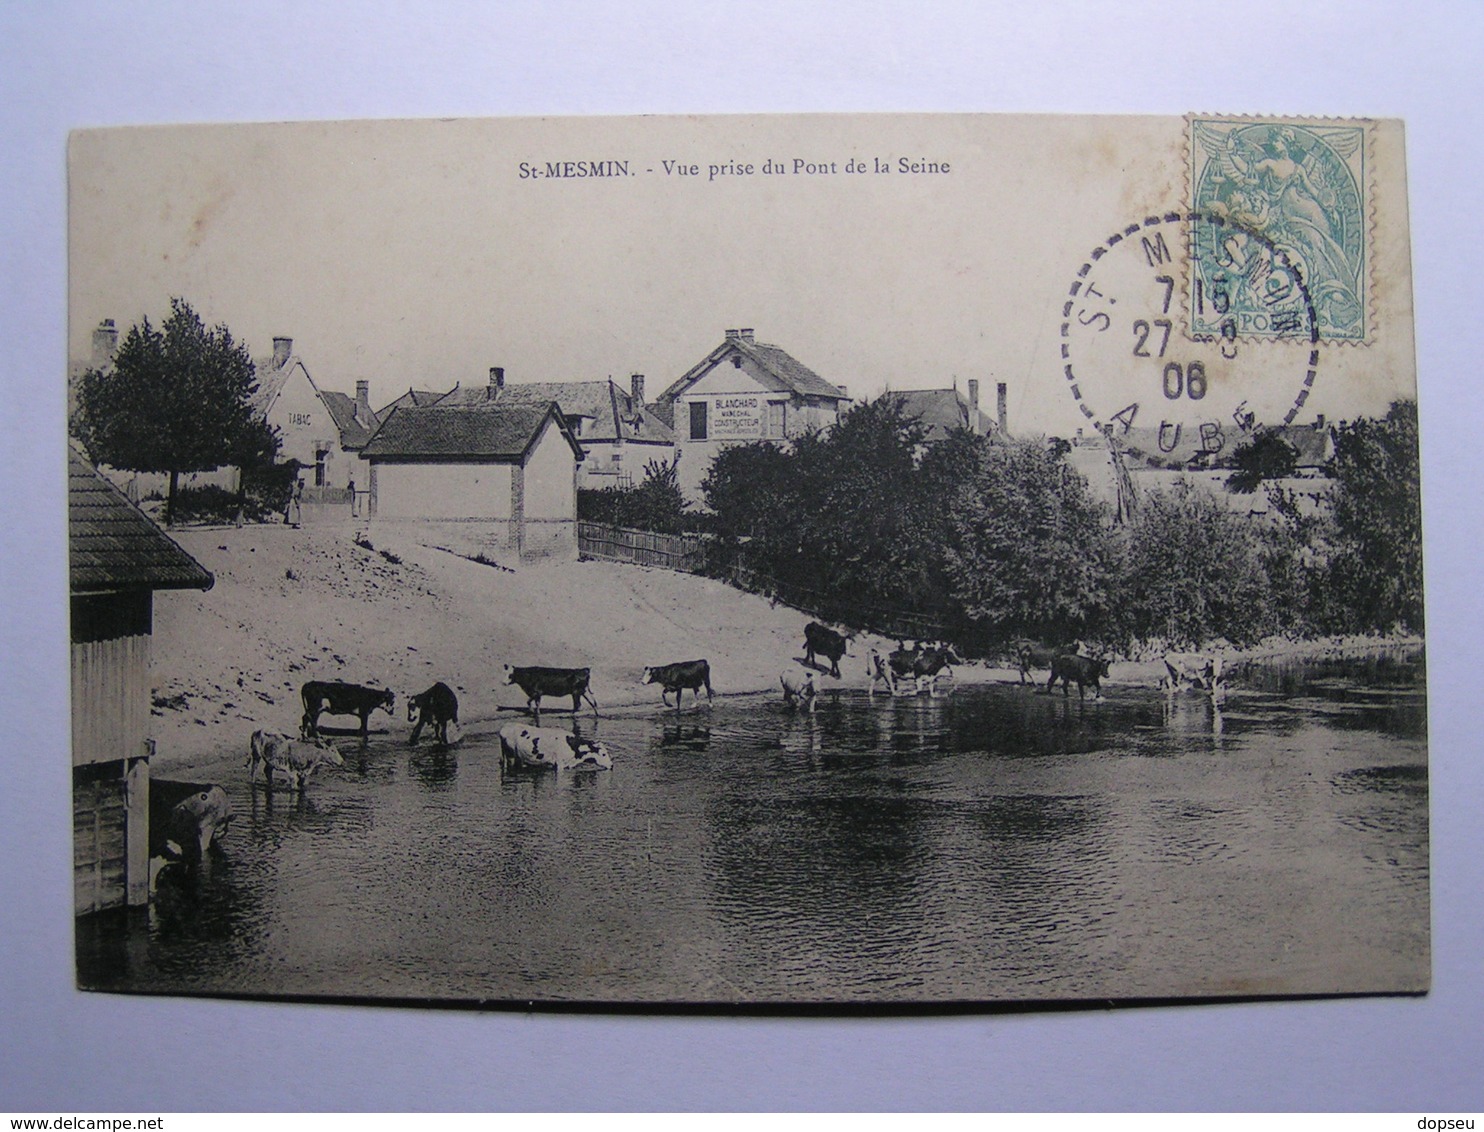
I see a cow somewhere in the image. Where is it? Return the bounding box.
[248,728,344,790]
[497,722,612,770]
[803,622,852,678]
[865,648,897,695]
[887,642,962,694]
[503,664,598,723]
[1161,654,1225,692]
[779,667,818,712]
[642,660,713,712]
[300,680,395,743]
[1047,654,1111,700]
[408,681,459,744]
[167,785,233,862]
[1011,639,1068,684]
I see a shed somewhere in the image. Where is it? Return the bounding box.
[70,441,213,915]
[359,402,585,562]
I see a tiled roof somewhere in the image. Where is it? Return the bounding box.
[361,403,582,462]
[377,388,450,417]
[893,388,975,441]
[658,333,849,405]
[68,442,214,595]
[432,380,675,445]
[320,390,376,449]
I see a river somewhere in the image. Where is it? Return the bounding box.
[77,651,1429,1006]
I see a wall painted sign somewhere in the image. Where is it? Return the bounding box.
[708,393,765,440]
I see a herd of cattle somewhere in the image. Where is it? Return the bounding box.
[155,620,1226,877]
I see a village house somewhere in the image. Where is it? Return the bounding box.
[892,380,1008,442]
[654,328,852,501]
[252,336,378,495]
[432,368,676,487]
[359,401,585,562]
[70,440,214,916]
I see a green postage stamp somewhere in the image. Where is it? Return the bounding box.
[1189,116,1371,343]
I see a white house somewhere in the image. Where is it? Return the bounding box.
[654,329,852,502]
[359,401,585,562]
[252,336,378,491]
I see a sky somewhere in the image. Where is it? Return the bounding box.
[69,113,1416,440]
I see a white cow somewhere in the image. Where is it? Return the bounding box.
[248,728,344,789]
[497,722,612,770]
[168,785,233,860]
[779,668,818,712]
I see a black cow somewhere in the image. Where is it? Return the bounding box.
[642,660,713,712]
[300,681,396,743]
[504,664,598,723]
[408,681,459,744]
[803,622,852,678]
[1047,654,1111,700]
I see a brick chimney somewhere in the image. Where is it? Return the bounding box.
[91,319,118,369]
[724,328,740,340]
[738,328,755,343]
[630,373,646,405]
[489,366,505,389]
[966,379,980,432]
[997,382,1008,434]
[355,379,372,426]
[272,336,292,370]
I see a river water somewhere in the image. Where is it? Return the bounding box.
[77,651,1429,1006]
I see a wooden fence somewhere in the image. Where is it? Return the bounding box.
[577,521,708,573]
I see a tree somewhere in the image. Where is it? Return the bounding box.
[925,434,1117,646]
[578,453,691,534]
[1323,400,1423,632]
[1225,429,1300,493]
[73,298,274,525]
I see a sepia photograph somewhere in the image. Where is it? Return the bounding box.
[65,111,1427,1007]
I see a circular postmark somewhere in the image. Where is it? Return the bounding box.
[1061,210,1320,468]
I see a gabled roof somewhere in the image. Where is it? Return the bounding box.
[377,387,451,418]
[892,388,979,442]
[429,380,675,445]
[320,390,377,450]
[252,354,376,450]
[361,403,585,463]
[1268,423,1334,467]
[658,332,849,405]
[68,442,214,595]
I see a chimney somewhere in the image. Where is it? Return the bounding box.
[997,382,1008,434]
[355,379,372,424]
[1315,413,1325,430]
[724,328,740,340]
[489,366,505,389]
[272,336,292,370]
[630,373,646,405]
[738,328,755,343]
[91,319,117,369]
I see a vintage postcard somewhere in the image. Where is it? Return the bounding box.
[68,113,1425,1007]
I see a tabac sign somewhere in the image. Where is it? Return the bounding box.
[708,394,766,440]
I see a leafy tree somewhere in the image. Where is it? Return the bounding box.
[1323,400,1423,632]
[1226,429,1300,493]
[925,434,1117,646]
[73,298,275,525]
[578,453,691,534]
[1118,478,1277,648]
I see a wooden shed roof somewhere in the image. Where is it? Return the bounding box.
[68,442,214,595]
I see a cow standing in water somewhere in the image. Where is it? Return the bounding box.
[1047,654,1111,700]
[408,682,459,744]
[780,668,819,712]
[642,660,713,712]
[300,681,395,744]
[503,664,598,723]
[248,729,345,790]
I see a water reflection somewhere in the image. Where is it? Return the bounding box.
[76,650,1429,1003]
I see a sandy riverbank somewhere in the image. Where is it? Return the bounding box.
[145,520,1423,778]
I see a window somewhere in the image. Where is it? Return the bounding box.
[767,401,785,438]
[689,400,708,441]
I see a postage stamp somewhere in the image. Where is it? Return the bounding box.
[1188,116,1371,343]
